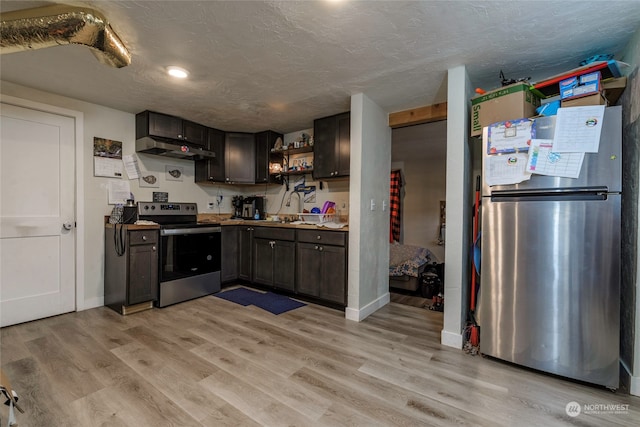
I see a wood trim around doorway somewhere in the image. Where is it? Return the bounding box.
[388,102,447,128]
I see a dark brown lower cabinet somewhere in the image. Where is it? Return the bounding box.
[238,226,254,281]
[253,228,296,291]
[104,225,158,315]
[221,226,239,282]
[296,230,347,305]
[220,225,347,306]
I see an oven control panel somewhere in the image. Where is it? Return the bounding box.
[138,202,198,215]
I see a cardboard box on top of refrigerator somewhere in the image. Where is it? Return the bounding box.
[559,71,601,100]
[561,92,608,108]
[470,82,540,137]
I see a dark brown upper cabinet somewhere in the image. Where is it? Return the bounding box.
[312,112,350,179]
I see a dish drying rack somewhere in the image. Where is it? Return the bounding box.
[296,213,335,224]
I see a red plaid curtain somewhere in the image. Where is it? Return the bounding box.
[390,170,402,242]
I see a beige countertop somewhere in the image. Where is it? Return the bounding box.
[105,223,160,230]
[198,215,348,232]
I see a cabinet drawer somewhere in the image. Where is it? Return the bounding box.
[129,230,158,245]
[297,230,346,246]
[254,227,296,241]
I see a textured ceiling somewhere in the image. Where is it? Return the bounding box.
[1,1,639,133]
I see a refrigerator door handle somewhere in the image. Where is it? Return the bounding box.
[490,186,609,197]
[491,189,609,202]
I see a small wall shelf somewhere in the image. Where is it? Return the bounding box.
[271,146,313,156]
[271,145,314,190]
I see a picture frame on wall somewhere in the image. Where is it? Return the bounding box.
[165,165,183,181]
[139,171,160,188]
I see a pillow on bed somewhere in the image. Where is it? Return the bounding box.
[389,244,432,277]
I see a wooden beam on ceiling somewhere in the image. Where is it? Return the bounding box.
[388,102,447,128]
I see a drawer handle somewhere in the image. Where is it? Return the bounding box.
[142,235,147,241]
[319,246,324,252]
[316,235,321,240]
[152,246,156,251]
[314,245,319,250]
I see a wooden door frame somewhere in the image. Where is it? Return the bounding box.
[1,95,86,310]
[388,102,447,128]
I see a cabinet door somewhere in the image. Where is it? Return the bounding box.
[238,227,253,281]
[147,111,183,140]
[319,245,346,304]
[225,133,256,183]
[273,240,295,291]
[296,242,322,297]
[312,115,337,179]
[128,244,158,305]
[195,127,225,183]
[182,120,207,146]
[336,112,350,177]
[253,238,274,286]
[221,226,239,282]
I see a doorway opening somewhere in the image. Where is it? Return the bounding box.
[389,120,446,312]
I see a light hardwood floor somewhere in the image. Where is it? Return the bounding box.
[390,291,434,309]
[1,287,638,426]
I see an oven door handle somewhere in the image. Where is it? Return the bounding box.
[161,226,221,236]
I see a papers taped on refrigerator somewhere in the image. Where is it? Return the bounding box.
[552,105,605,153]
[526,139,585,179]
[484,152,531,186]
[487,118,534,155]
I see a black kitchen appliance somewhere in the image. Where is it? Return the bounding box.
[231,195,244,219]
[137,202,221,307]
[122,199,138,224]
[242,196,265,219]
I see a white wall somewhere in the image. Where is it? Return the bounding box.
[346,93,392,321]
[441,65,473,348]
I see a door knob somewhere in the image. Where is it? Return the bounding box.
[63,222,74,230]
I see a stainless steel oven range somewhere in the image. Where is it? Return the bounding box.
[137,202,221,307]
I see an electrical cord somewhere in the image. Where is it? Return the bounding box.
[276,189,288,215]
[114,223,126,256]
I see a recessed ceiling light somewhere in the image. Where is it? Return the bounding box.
[166,66,189,79]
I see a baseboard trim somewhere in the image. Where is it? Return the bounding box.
[631,375,640,397]
[620,359,640,396]
[80,296,104,311]
[346,292,390,322]
[441,329,464,349]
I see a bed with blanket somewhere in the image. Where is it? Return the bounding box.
[389,243,434,292]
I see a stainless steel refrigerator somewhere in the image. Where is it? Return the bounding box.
[477,106,621,389]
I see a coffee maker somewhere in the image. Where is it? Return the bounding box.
[242,196,265,220]
[231,195,244,219]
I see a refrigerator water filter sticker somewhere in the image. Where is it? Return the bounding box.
[484,153,531,186]
[526,139,585,179]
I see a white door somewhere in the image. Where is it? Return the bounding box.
[0,102,76,327]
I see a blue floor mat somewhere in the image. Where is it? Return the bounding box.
[214,288,306,315]
[213,287,260,306]
[252,292,307,315]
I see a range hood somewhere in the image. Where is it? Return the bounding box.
[135,137,216,160]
